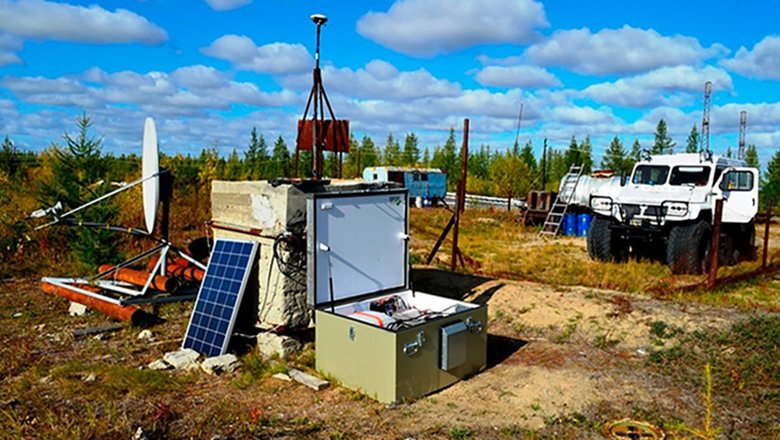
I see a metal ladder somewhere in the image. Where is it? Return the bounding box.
[539,165,583,237]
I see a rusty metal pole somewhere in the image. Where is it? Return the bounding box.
[763,201,772,270]
[451,119,470,270]
[707,198,724,289]
[458,119,469,213]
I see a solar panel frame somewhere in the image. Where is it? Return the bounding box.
[182,238,258,357]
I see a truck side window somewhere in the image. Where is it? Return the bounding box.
[721,171,754,191]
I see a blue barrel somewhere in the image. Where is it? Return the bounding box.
[577,213,593,237]
[563,213,577,236]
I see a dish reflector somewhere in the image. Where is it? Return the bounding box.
[142,117,159,234]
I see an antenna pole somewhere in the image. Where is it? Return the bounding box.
[514,103,524,148]
[700,81,712,154]
[738,110,747,160]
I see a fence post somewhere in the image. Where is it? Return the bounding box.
[762,201,772,270]
[451,118,469,271]
[707,198,723,289]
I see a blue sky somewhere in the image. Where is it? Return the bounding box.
[1,0,779,166]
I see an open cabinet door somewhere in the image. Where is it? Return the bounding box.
[714,167,759,223]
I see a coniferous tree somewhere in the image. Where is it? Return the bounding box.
[745,144,760,170]
[298,149,313,178]
[601,136,626,173]
[422,147,431,167]
[223,148,243,180]
[579,135,593,173]
[402,132,420,166]
[343,134,361,178]
[726,147,733,158]
[564,135,580,169]
[360,136,379,168]
[685,124,699,153]
[39,113,119,269]
[763,149,780,208]
[468,144,491,180]
[651,119,675,155]
[244,127,268,179]
[0,135,20,178]
[625,139,642,173]
[435,128,459,189]
[383,133,401,166]
[269,135,290,178]
[519,140,536,172]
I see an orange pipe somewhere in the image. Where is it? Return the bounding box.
[99,265,180,293]
[41,282,153,325]
[167,261,205,282]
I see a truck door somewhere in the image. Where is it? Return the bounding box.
[714,168,758,223]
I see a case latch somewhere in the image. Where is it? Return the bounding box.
[403,331,426,357]
[465,317,483,334]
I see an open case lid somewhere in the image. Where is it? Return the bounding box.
[307,188,409,308]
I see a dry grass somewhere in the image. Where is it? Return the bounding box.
[410,207,780,311]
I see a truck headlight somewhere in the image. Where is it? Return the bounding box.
[590,196,613,212]
[664,201,688,217]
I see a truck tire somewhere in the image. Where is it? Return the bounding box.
[736,221,756,261]
[667,221,711,274]
[587,216,626,262]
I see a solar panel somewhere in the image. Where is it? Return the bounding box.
[182,238,258,357]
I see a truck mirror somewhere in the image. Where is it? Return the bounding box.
[620,171,628,186]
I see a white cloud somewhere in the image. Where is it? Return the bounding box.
[583,65,733,108]
[204,0,251,11]
[0,0,167,44]
[201,35,311,75]
[356,0,547,57]
[551,105,614,125]
[3,66,300,118]
[721,36,780,80]
[525,26,727,75]
[0,34,22,66]
[474,65,561,88]
[280,59,461,101]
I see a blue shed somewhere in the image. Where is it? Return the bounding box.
[362,166,447,201]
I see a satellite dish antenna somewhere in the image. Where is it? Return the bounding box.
[142,117,159,234]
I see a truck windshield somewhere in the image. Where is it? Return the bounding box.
[631,165,669,185]
[669,166,711,186]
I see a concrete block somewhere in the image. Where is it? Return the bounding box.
[147,359,170,371]
[201,354,239,375]
[137,329,154,341]
[257,332,302,359]
[163,348,200,369]
[68,302,89,316]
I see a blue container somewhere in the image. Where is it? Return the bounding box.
[563,213,577,236]
[577,213,593,237]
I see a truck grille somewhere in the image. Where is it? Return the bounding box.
[620,204,667,222]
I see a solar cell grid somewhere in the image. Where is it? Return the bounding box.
[182,239,258,357]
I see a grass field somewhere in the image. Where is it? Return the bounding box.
[0,206,778,438]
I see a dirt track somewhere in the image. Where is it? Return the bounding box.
[0,273,776,438]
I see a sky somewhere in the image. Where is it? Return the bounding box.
[1,0,779,166]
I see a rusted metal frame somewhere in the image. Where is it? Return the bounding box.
[451,119,470,271]
[426,215,455,265]
[707,198,724,289]
[763,201,772,270]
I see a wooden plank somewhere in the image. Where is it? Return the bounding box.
[288,368,329,391]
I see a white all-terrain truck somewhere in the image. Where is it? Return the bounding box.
[587,153,759,274]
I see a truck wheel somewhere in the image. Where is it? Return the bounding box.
[738,221,757,260]
[587,216,626,262]
[667,221,711,274]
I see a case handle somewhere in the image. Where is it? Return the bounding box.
[465,317,483,334]
[403,331,426,357]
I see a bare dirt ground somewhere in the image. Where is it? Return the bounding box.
[2,269,777,439]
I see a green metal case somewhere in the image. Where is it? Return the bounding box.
[308,189,487,403]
